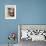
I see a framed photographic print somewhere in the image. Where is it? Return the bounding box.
[18,24,46,42]
[5,5,16,19]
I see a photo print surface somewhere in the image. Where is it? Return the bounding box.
[18,24,46,41]
[5,5,16,19]
[8,8,14,17]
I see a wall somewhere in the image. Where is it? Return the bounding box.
[0,0,46,44]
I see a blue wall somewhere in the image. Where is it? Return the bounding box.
[0,0,46,44]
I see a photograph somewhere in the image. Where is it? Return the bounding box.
[18,24,46,46]
[5,5,16,19]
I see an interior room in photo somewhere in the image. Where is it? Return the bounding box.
[18,24,46,42]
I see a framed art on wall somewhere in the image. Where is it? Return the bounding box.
[18,24,46,42]
[5,5,16,19]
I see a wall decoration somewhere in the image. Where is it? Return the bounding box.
[5,5,16,19]
[18,24,46,41]
[8,32,16,46]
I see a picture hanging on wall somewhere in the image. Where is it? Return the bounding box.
[5,5,16,19]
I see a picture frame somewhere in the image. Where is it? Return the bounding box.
[5,5,16,19]
[18,24,46,42]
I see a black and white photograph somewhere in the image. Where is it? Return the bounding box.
[18,24,46,46]
[5,5,16,19]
